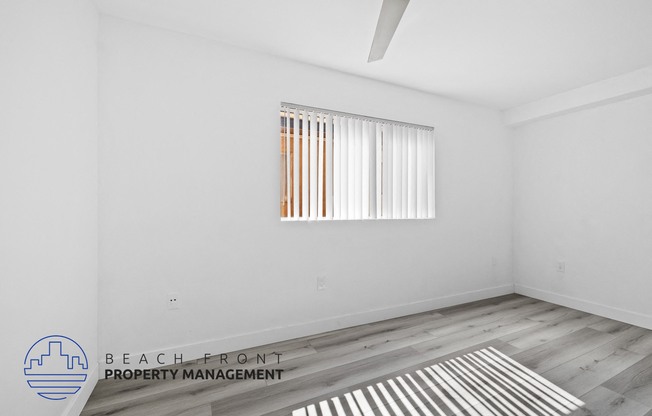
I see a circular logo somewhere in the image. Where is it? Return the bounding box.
[24,335,88,400]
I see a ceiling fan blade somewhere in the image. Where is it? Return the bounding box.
[368,0,410,63]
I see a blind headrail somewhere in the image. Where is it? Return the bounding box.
[280,102,434,131]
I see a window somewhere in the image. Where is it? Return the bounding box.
[280,103,435,221]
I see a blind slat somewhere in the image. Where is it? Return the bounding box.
[317,113,325,218]
[375,123,382,219]
[333,116,341,219]
[347,117,355,218]
[384,124,393,219]
[381,123,389,218]
[340,117,349,220]
[393,125,401,217]
[401,125,408,218]
[420,129,428,218]
[416,128,422,218]
[301,109,309,220]
[407,127,416,218]
[293,110,300,218]
[354,118,363,219]
[420,128,426,218]
[325,114,333,219]
[286,110,292,217]
[428,130,436,218]
[309,111,318,219]
[369,121,377,219]
[362,120,370,219]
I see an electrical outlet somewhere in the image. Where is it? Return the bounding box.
[167,293,181,310]
[556,261,566,274]
[317,275,327,291]
[491,257,498,279]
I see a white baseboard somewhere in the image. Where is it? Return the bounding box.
[101,284,515,371]
[515,284,652,331]
[61,363,98,416]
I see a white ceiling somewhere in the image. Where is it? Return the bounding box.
[93,0,652,109]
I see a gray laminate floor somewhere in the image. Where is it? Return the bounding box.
[81,294,652,416]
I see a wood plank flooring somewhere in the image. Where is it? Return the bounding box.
[81,295,652,416]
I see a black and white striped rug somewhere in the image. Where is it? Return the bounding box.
[292,347,584,416]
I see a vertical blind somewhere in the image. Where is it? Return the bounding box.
[280,103,435,220]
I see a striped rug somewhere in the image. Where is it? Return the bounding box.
[292,347,584,416]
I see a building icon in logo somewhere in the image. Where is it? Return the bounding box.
[24,335,88,400]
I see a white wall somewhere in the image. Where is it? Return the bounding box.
[513,93,652,328]
[0,1,99,415]
[99,17,513,361]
